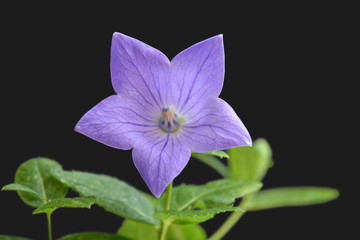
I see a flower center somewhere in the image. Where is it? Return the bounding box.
[159,106,181,133]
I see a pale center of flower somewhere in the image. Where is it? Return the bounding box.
[159,106,181,133]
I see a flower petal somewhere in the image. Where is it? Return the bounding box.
[75,95,159,150]
[169,35,224,114]
[180,97,252,153]
[132,133,191,198]
[111,32,170,111]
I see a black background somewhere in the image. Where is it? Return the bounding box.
[0,2,354,240]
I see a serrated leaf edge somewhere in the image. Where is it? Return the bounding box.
[177,181,262,211]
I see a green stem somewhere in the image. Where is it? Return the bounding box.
[159,182,173,240]
[47,212,52,240]
[208,210,245,240]
[208,200,248,240]
[164,182,173,211]
[192,153,230,178]
[159,221,170,240]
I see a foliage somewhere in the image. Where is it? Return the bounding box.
[1,140,339,239]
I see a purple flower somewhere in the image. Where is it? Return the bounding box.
[75,33,251,197]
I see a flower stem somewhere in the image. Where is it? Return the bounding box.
[159,182,173,240]
[164,182,173,211]
[46,212,52,240]
[159,221,170,240]
[208,210,245,240]
[208,200,248,240]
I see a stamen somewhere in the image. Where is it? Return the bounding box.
[159,106,181,133]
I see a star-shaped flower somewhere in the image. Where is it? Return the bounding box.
[75,33,251,197]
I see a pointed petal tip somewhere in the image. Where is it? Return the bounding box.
[246,137,253,147]
[149,180,171,198]
[112,32,128,42]
[112,32,133,41]
[152,189,165,199]
[207,34,224,44]
[112,32,120,40]
[145,180,168,198]
[112,31,122,37]
[74,123,81,133]
[243,131,253,147]
[212,34,224,43]
[74,116,87,134]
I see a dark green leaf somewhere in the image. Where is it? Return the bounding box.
[159,179,262,211]
[191,153,230,178]
[228,138,273,182]
[244,187,339,211]
[10,157,68,207]
[155,206,242,224]
[58,232,131,240]
[117,220,206,240]
[2,183,44,201]
[52,170,158,225]
[0,236,31,240]
[33,196,96,214]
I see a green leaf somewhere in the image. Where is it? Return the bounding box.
[244,187,339,211]
[159,179,262,211]
[52,170,158,225]
[8,157,68,207]
[166,224,206,240]
[117,220,159,240]
[155,206,242,224]
[0,236,31,240]
[58,232,131,240]
[191,153,230,178]
[2,183,45,201]
[141,192,159,207]
[228,138,273,182]
[32,196,96,214]
[117,220,206,240]
[210,150,230,159]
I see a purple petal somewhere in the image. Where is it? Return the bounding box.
[75,95,159,150]
[169,35,224,115]
[111,32,170,111]
[132,133,191,198]
[180,97,252,153]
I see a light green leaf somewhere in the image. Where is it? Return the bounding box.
[117,220,159,240]
[159,179,262,211]
[0,236,31,240]
[52,170,158,225]
[32,196,96,214]
[141,192,159,207]
[58,232,131,240]
[210,150,230,159]
[8,157,68,207]
[117,220,206,240]
[228,138,273,182]
[166,224,206,240]
[192,200,207,210]
[155,206,242,224]
[2,183,45,201]
[244,187,339,211]
[191,153,230,178]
